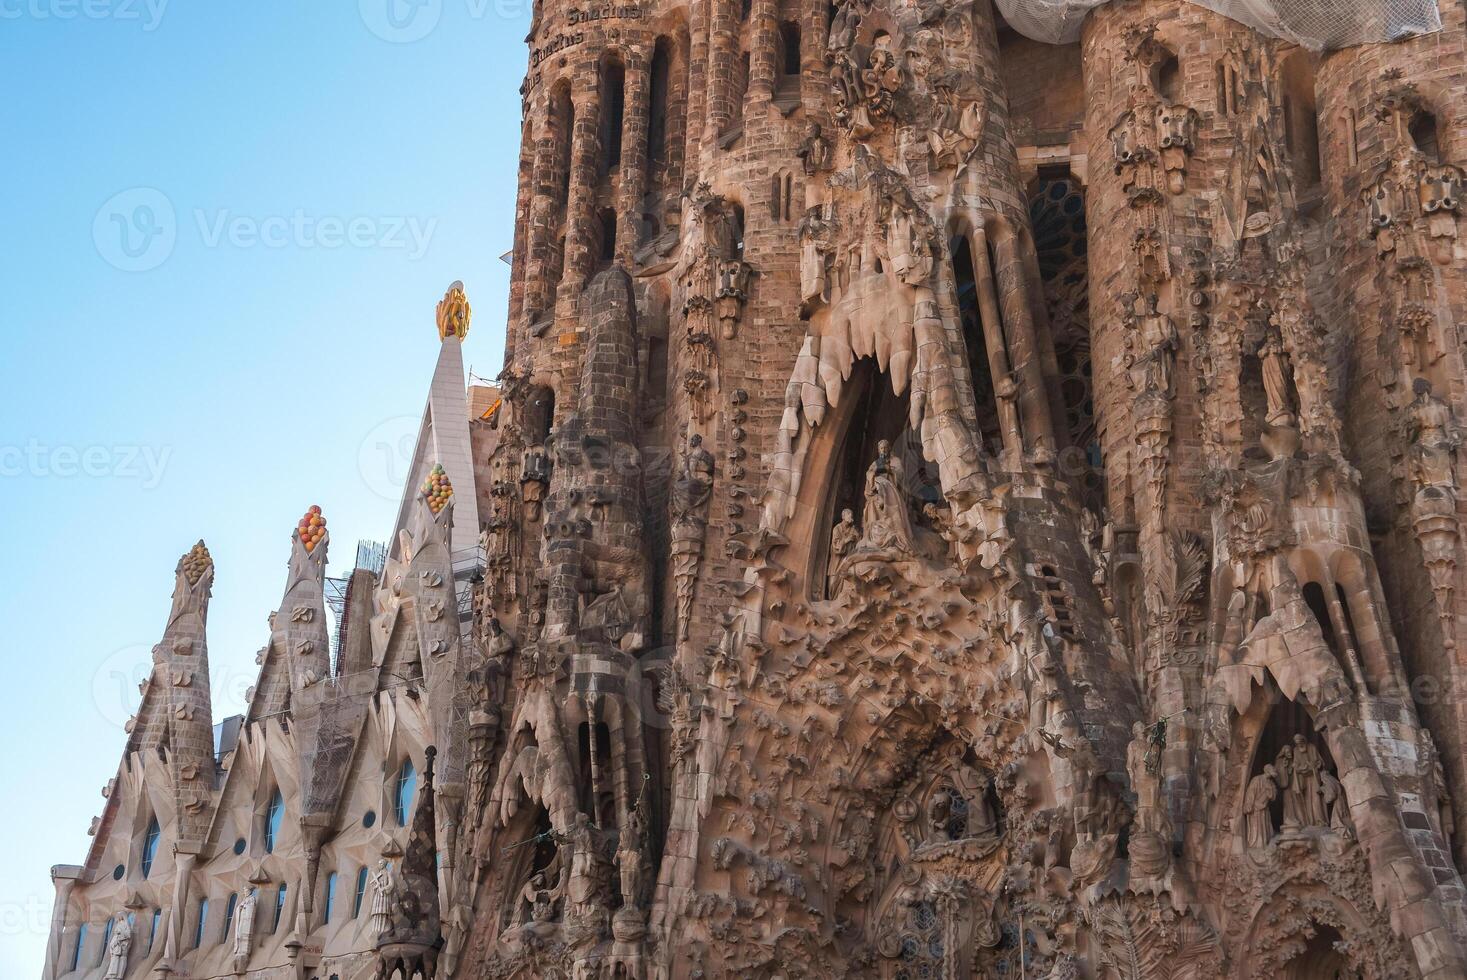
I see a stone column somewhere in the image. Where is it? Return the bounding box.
[523,98,565,327]
[706,0,738,139]
[683,0,710,165]
[992,230,1057,456]
[561,77,603,300]
[44,867,82,980]
[748,0,777,99]
[506,113,535,351]
[616,46,652,265]
[967,227,1023,461]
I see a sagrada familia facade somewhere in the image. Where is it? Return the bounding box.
[44,0,1467,977]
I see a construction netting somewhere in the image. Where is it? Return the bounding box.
[994,0,1442,50]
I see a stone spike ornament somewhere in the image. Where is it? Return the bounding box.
[44,3,1467,980]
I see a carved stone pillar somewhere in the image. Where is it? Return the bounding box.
[524,102,565,327]
[561,79,603,298]
[616,47,652,265]
[992,230,1057,457]
[748,0,777,98]
[706,0,738,139]
[966,227,1023,462]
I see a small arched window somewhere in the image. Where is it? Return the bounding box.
[779,21,801,77]
[71,923,87,971]
[353,866,369,918]
[222,893,238,942]
[272,884,288,933]
[141,816,161,879]
[264,789,284,854]
[323,871,337,924]
[193,897,209,949]
[395,759,418,825]
[148,909,161,952]
[101,917,114,967]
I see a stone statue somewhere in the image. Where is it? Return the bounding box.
[862,440,917,554]
[233,888,257,968]
[797,122,830,176]
[1320,769,1354,838]
[671,432,715,521]
[954,763,997,837]
[1127,722,1165,835]
[1259,331,1297,428]
[927,781,957,842]
[519,870,563,925]
[1291,734,1329,828]
[1243,766,1278,849]
[1125,293,1179,397]
[1274,744,1301,829]
[370,859,398,939]
[1408,378,1462,492]
[617,806,647,908]
[828,508,859,594]
[928,74,984,169]
[103,913,131,980]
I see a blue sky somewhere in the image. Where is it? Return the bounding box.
[0,1,528,973]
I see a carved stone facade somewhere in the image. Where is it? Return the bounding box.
[44,3,1467,980]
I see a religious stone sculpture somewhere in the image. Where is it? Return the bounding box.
[103,913,130,980]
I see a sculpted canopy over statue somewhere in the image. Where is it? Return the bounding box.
[862,439,917,554]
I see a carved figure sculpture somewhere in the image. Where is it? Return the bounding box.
[370,859,398,940]
[671,431,716,642]
[862,440,917,554]
[233,888,257,969]
[1243,766,1278,849]
[1409,378,1462,492]
[828,508,859,594]
[798,122,831,175]
[1291,734,1329,828]
[103,913,131,980]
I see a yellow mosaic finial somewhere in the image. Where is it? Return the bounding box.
[179,540,213,585]
[436,280,471,341]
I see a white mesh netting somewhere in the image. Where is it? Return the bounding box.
[994,0,1442,50]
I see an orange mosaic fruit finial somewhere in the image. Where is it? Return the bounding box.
[421,464,453,515]
[297,505,327,553]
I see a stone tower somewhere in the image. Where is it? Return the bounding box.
[46,2,1467,979]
